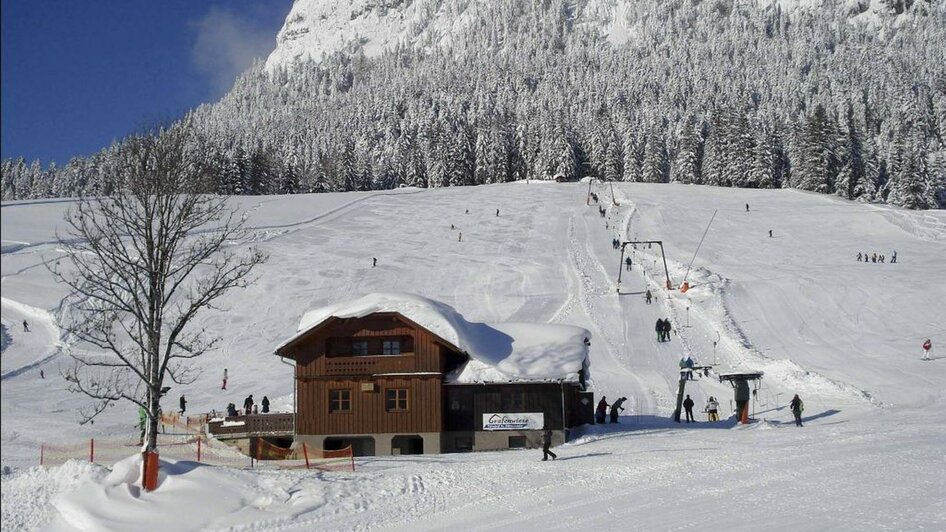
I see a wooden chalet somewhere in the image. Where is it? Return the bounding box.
[274,293,594,456]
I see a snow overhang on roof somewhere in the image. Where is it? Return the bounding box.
[275,292,591,384]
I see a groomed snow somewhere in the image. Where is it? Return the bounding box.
[2,182,945,530]
[283,292,590,384]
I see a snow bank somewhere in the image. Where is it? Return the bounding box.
[281,292,590,384]
[45,454,310,532]
[1,460,105,531]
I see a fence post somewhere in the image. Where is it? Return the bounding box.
[302,442,310,470]
[197,435,201,463]
[349,447,355,472]
[90,438,95,463]
[40,444,44,466]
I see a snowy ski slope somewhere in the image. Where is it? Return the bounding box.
[1,182,945,530]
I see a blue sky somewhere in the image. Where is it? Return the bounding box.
[1,1,290,165]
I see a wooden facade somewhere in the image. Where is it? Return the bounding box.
[276,311,592,455]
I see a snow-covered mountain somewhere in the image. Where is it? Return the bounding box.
[3,0,944,210]
[264,0,922,71]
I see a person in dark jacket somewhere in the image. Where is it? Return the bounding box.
[610,397,627,423]
[179,394,187,416]
[645,289,652,304]
[661,319,672,342]
[655,320,663,342]
[790,394,804,427]
[683,395,696,423]
[227,403,238,417]
[243,395,254,415]
[261,396,270,413]
[596,397,610,424]
[625,256,632,271]
[542,429,557,461]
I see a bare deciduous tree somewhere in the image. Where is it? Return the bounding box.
[50,123,266,453]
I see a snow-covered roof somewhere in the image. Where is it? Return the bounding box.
[276,293,590,384]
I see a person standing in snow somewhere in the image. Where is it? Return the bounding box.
[745,203,750,212]
[656,320,664,342]
[596,397,610,424]
[683,395,696,423]
[372,257,377,267]
[496,209,500,217]
[891,251,897,263]
[625,256,632,271]
[662,319,672,342]
[857,252,862,262]
[790,394,804,426]
[222,368,228,390]
[706,396,720,421]
[227,403,238,417]
[685,356,695,380]
[871,253,877,263]
[179,394,187,416]
[40,370,45,379]
[541,428,557,461]
[458,232,462,242]
[645,289,653,305]
[22,320,30,332]
[768,230,773,238]
[244,395,254,415]
[922,339,932,361]
[262,396,270,413]
[610,397,627,423]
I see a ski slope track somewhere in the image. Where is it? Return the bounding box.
[2,183,946,531]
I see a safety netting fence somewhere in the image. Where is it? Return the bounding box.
[39,413,354,472]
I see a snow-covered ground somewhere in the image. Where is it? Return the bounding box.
[2,183,945,530]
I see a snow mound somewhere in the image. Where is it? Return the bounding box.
[281,292,591,384]
[45,454,311,532]
[1,460,106,531]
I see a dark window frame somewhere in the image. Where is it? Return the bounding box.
[329,389,351,413]
[351,340,369,357]
[385,388,409,412]
[381,339,401,356]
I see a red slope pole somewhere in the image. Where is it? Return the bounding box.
[302,442,310,470]
[90,439,94,463]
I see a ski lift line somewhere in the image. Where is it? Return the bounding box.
[682,210,717,284]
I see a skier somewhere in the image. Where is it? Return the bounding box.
[922,339,933,361]
[879,254,885,263]
[465,209,469,214]
[655,320,664,342]
[458,232,462,242]
[683,395,696,423]
[856,252,862,262]
[372,257,377,267]
[746,203,750,212]
[22,320,29,332]
[663,319,672,342]
[645,289,653,305]
[685,356,695,380]
[496,209,500,217]
[179,394,187,416]
[706,396,720,421]
[221,368,228,390]
[871,253,877,263]
[541,428,557,461]
[595,397,610,424]
[243,394,254,415]
[625,256,632,271]
[768,229,773,238]
[891,251,897,263]
[40,369,44,379]
[137,406,147,445]
[789,394,804,427]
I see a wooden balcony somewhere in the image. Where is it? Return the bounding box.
[208,413,294,440]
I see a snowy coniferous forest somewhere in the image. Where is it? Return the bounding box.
[2,0,944,209]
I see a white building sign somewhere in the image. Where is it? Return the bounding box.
[482,413,544,431]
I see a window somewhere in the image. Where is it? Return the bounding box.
[502,390,526,410]
[351,340,368,356]
[329,389,351,413]
[508,436,527,449]
[385,389,409,412]
[382,339,401,355]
